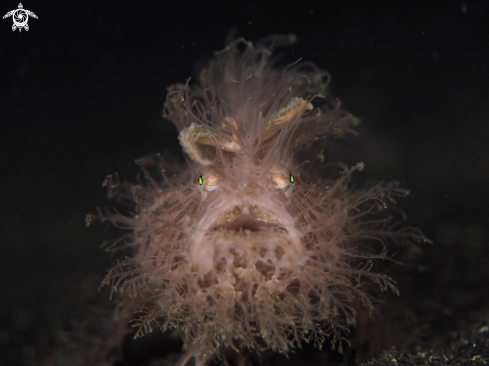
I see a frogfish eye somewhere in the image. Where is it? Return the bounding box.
[289,173,295,184]
[198,175,203,186]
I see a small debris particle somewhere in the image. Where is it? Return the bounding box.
[479,325,489,333]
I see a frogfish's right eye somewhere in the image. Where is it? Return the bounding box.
[198,171,219,192]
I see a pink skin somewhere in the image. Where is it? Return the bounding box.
[90,35,428,365]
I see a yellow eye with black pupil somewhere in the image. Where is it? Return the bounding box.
[289,173,294,184]
[198,175,203,185]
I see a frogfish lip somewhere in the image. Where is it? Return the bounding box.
[188,200,303,275]
[208,204,289,233]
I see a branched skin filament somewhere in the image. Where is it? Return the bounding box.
[92,34,427,366]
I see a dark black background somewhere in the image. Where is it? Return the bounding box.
[1,0,488,365]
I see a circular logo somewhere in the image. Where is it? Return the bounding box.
[12,9,28,28]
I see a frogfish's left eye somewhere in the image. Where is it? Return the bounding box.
[198,175,203,186]
[289,173,295,184]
